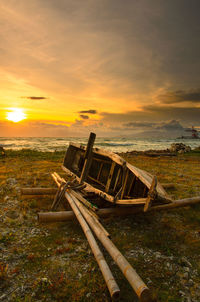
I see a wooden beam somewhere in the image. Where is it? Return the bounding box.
[21,188,57,195]
[105,162,116,193]
[113,168,121,192]
[144,176,157,212]
[79,132,96,183]
[115,198,147,205]
[97,162,103,180]
[120,169,129,199]
[38,195,200,223]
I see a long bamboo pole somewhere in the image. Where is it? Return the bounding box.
[52,177,120,299]
[38,195,200,223]
[67,194,120,299]
[67,191,152,302]
[21,188,57,195]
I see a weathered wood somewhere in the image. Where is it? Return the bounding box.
[80,132,96,183]
[113,168,121,192]
[68,192,152,302]
[21,188,57,195]
[105,162,116,193]
[70,190,98,212]
[62,165,115,202]
[38,211,75,222]
[38,195,200,223]
[52,177,120,299]
[70,191,110,238]
[144,176,157,212]
[88,175,106,187]
[97,162,103,180]
[120,169,129,199]
[127,175,136,196]
[116,198,147,205]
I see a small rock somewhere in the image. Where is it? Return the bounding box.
[188,279,194,286]
[183,267,190,273]
[183,272,189,279]
[155,252,161,259]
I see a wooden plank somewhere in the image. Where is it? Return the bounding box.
[144,176,157,212]
[97,162,103,180]
[127,175,136,196]
[21,188,57,195]
[120,169,129,199]
[69,142,125,166]
[93,157,111,165]
[80,132,96,183]
[113,168,121,192]
[88,175,106,187]
[62,165,115,202]
[105,162,116,193]
[116,198,147,205]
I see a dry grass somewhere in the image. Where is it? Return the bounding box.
[0,150,200,301]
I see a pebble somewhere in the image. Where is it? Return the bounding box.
[183,272,189,279]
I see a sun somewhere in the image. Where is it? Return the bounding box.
[6,108,27,123]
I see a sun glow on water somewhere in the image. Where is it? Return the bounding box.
[6,108,27,123]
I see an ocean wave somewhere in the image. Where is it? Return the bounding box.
[95,142,135,147]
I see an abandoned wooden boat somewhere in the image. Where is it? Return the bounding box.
[62,133,172,211]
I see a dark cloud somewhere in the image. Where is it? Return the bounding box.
[78,110,97,114]
[79,114,89,120]
[124,122,156,128]
[22,96,48,100]
[157,89,200,104]
[155,120,184,130]
[101,105,200,126]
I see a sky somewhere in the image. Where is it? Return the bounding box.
[0,0,200,137]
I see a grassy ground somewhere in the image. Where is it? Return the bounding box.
[0,149,200,301]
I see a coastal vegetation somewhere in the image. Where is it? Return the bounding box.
[0,149,200,301]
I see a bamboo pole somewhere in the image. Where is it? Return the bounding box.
[38,211,75,222]
[21,188,57,195]
[38,195,200,223]
[70,191,110,238]
[52,175,120,299]
[67,191,151,302]
[60,193,120,299]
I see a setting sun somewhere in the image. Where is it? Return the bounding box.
[6,108,27,123]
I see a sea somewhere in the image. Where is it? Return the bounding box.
[0,137,199,153]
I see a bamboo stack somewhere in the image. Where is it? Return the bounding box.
[51,174,120,300]
[52,172,152,302]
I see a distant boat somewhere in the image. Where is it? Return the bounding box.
[177,126,200,139]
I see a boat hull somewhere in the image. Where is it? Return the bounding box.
[62,143,171,207]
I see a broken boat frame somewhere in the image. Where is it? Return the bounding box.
[21,132,200,302]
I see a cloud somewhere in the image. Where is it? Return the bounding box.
[124,121,156,128]
[79,114,89,119]
[78,110,97,114]
[22,96,48,100]
[155,120,184,130]
[156,89,200,104]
